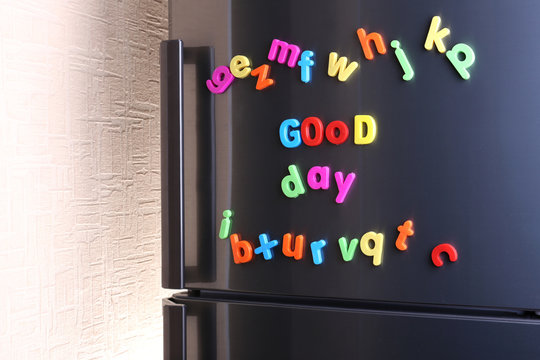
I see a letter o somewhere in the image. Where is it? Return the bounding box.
[301,117,324,146]
[325,120,349,145]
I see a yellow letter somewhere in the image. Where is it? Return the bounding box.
[230,55,252,78]
[354,115,377,145]
[327,52,359,82]
[360,231,384,266]
[424,16,451,53]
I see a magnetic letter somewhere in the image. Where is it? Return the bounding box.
[360,231,384,266]
[395,220,414,251]
[334,171,356,204]
[325,120,349,145]
[307,166,330,190]
[298,50,315,83]
[206,66,234,94]
[254,233,279,260]
[267,39,301,68]
[354,115,377,145]
[431,244,458,267]
[356,28,387,60]
[282,233,305,260]
[281,165,306,198]
[390,40,414,81]
[219,209,234,239]
[327,52,359,81]
[230,233,253,264]
[251,64,275,90]
[446,43,475,80]
[280,119,302,148]
[424,16,451,53]
[338,237,359,262]
[310,240,327,265]
[230,55,252,78]
[301,116,324,146]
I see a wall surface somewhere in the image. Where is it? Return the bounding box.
[0,0,168,358]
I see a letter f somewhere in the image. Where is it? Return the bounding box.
[298,50,315,83]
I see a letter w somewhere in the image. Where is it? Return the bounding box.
[327,52,359,81]
[267,39,301,68]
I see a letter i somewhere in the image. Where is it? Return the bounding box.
[219,209,234,239]
[391,40,414,81]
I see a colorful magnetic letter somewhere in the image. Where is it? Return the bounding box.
[310,239,327,265]
[282,233,305,260]
[267,39,301,68]
[307,166,330,190]
[424,16,451,53]
[279,119,302,148]
[325,120,349,145]
[356,28,387,60]
[354,115,377,145]
[230,55,252,78]
[281,164,306,198]
[254,233,279,260]
[230,233,253,264]
[206,66,235,94]
[360,231,384,266]
[301,117,324,146]
[298,50,315,83]
[446,43,475,80]
[338,237,359,262]
[218,209,234,239]
[395,220,414,251]
[431,243,458,267]
[334,171,356,204]
[251,64,275,90]
[390,40,414,81]
[327,52,359,81]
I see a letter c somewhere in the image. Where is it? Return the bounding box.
[431,243,458,267]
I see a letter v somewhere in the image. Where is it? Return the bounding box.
[338,237,359,262]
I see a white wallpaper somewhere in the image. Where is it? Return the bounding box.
[0,0,169,358]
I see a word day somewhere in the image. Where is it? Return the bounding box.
[206,16,476,93]
[219,211,459,267]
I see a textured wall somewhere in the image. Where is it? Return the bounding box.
[0,0,169,358]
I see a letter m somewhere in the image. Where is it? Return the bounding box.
[267,39,301,68]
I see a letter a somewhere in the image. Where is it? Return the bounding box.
[281,164,306,198]
[328,52,359,81]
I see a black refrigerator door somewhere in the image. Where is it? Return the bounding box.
[164,297,540,360]
[163,0,540,310]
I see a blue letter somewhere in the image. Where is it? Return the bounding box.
[297,50,315,83]
[310,239,327,265]
[254,233,279,260]
[279,119,301,148]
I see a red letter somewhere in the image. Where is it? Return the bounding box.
[250,64,275,90]
[301,117,324,146]
[282,233,305,260]
[325,120,349,145]
[356,28,387,60]
[230,233,253,264]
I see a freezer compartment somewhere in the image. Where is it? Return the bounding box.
[164,295,540,360]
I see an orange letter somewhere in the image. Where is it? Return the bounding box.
[251,64,275,90]
[282,233,305,260]
[395,220,414,251]
[230,233,253,264]
[356,28,387,60]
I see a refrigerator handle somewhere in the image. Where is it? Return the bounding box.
[161,40,216,289]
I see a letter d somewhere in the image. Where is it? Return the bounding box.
[230,233,253,264]
[281,164,306,198]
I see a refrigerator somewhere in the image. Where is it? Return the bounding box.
[161,0,540,358]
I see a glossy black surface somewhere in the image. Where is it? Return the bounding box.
[164,297,540,360]
[167,0,540,309]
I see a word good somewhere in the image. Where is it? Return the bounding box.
[281,165,356,204]
[279,115,377,148]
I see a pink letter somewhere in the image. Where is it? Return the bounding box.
[334,171,356,203]
[267,39,301,68]
[206,66,235,94]
[307,166,330,190]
